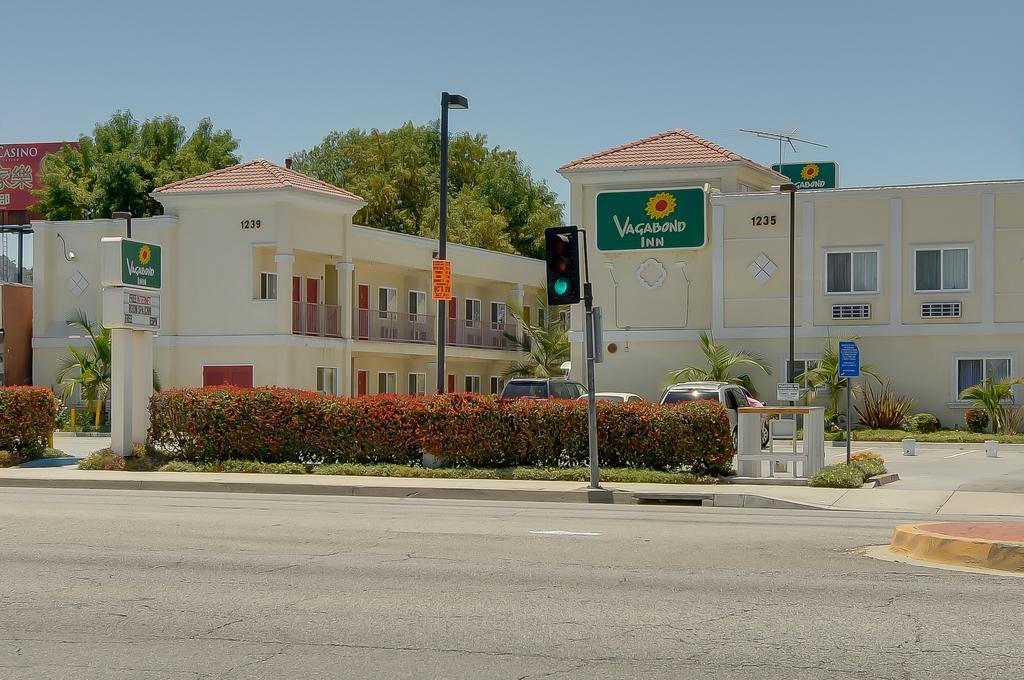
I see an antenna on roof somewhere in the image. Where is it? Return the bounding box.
[738,128,827,168]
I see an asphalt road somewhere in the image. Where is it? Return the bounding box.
[1,490,1021,679]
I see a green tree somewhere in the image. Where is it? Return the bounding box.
[959,374,1024,434]
[502,296,569,378]
[55,310,111,427]
[798,336,882,428]
[54,310,161,428]
[35,111,240,219]
[668,331,772,395]
[292,122,562,257]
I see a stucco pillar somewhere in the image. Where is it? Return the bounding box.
[510,285,525,341]
[275,252,295,335]
[336,261,354,338]
[340,341,353,397]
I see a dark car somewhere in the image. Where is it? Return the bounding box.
[500,378,588,400]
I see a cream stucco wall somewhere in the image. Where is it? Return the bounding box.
[562,156,1024,429]
[31,184,545,397]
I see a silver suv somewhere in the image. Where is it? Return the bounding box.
[500,378,587,400]
[659,381,769,448]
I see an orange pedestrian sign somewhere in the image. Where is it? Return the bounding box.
[432,259,452,300]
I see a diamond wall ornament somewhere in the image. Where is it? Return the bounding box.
[747,253,777,283]
[67,271,89,297]
[635,258,668,290]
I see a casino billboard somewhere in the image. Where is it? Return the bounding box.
[0,142,75,219]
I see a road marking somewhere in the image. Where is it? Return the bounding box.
[944,450,981,459]
[529,530,601,537]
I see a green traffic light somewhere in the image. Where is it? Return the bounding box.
[553,278,570,296]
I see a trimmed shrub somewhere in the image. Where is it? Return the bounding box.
[79,449,127,471]
[965,409,989,434]
[149,388,426,464]
[808,463,865,488]
[902,413,941,434]
[0,386,60,455]
[149,388,732,472]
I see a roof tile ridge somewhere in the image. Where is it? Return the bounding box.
[560,129,680,169]
[153,158,262,192]
[672,129,743,161]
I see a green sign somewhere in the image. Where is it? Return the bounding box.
[121,239,161,289]
[771,161,838,190]
[595,187,706,252]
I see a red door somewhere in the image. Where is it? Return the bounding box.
[448,296,457,345]
[357,284,369,340]
[306,278,320,334]
[203,365,254,388]
[356,370,368,396]
[292,276,301,333]
[447,373,456,393]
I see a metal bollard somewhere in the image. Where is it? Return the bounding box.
[902,438,916,456]
[985,440,999,458]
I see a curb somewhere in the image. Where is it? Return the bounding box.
[0,474,830,510]
[890,523,1024,573]
[0,475,638,505]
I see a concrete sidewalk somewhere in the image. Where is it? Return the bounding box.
[1,467,1022,517]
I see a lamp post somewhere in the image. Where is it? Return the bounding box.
[436,91,469,394]
[779,183,797,403]
[112,211,132,239]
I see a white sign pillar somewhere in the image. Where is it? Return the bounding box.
[101,237,162,457]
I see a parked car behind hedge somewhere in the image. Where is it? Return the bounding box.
[149,388,734,474]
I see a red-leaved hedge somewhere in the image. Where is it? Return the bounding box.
[0,386,60,454]
[149,388,733,472]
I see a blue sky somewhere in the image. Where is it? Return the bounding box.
[5,0,1023,266]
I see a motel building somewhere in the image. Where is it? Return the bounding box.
[31,160,544,397]
[560,128,1024,426]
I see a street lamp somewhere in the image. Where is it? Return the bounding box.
[112,211,132,239]
[436,91,469,394]
[779,183,797,402]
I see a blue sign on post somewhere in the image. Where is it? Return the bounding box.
[838,341,860,378]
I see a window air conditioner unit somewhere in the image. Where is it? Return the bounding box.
[921,302,961,318]
[831,304,871,320]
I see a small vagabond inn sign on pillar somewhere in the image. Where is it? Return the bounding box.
[101,237,162,456]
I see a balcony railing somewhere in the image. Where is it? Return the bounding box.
[292,302,344,338]
[355,309,519,350]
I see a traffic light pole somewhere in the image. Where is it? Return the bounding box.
[578,229,600,490]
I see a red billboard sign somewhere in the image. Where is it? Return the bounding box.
[0,142,75,212]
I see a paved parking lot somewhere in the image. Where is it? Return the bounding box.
[827,441,1024,493]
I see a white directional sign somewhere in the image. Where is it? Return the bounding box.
[103,287,160,331]
[777,382,801,402]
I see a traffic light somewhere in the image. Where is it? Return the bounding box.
[545,226,581,305]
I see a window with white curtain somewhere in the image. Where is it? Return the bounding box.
[956,357,1012,397]
[378,287,397,318]
[408,290,426,317]
[464,375,481,393]
[915,247,969,292]
[259,272,278,300]
[377,371,397,394]
[826,251,878,294]
[407,372,425,396]
[316,367,338,395]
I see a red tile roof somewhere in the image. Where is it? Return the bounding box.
[153,159,364,202]
[560,128,781,176]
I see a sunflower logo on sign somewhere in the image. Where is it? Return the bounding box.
[138,245,152,266]
[800,163,821,181]
[645,192,676,220]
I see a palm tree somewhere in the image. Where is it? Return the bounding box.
[56,310,111,427]
[55,309,161,428]
[667,331,771,395]
[502,297,569,378]
[959,374,1024,434]
[798,336,882,428]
